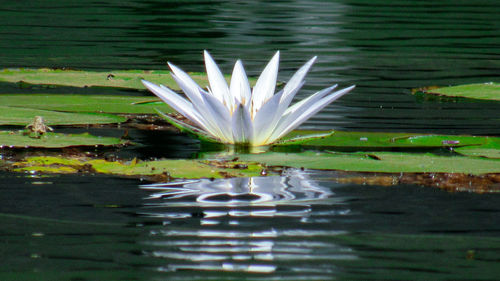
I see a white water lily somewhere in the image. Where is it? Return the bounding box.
[142,51,355,146]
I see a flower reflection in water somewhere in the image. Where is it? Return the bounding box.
[139,169,356,276]
[141,169,335,209]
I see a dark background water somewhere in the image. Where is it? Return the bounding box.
[1,0,500,280]
[1,0,499,134]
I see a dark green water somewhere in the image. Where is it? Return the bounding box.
[1,0,500,280]
[2,171,500,280]
[2,0,500,134]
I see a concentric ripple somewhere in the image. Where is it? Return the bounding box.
[138,170,355,277]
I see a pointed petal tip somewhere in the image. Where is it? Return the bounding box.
[168,61,183,69]
[167,62,178,71]
[203,50,213,60]
[321,84,338,93]
[141,79,154,87]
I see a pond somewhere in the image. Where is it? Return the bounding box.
[1,0,500,280]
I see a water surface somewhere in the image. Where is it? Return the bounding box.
[1,0,499,134]
[2,171,500,280]
[0,0,499,280]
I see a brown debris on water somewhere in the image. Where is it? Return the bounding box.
[148,171,172,182]
[332,172,500,193]
[399,173,500,193]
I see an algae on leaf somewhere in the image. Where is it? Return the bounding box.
[11,156,267,179]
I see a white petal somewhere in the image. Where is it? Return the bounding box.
[231,103,253,144]
[168,62,204,99]
[154,109,218,143]
[282,56,317,101]
[251,81,305,145]
[230,60,251,108]
[202,92,234,143]
[142,80,227,141]
[251,51,280,115]
[268,85,355,143]
[251,89,284,145]
[275,80,305,117]
[204,50,232,109]
[141,80,204,128]
[266,84,335,143]
[165,77,232,142]
[169,73,204,107]
[164,63,237,143]
[285,84,338,116]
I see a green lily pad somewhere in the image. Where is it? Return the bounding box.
[0,68,255,91]
[455,138,500,159]
[419,82,500,101]
[11,156,266,178]
[0,105,126,125]
[277,130,493,148]
[0,94,173,114]
[455,147,500,159]
[0,131,127,148]
[236,151,500,175]
[8,93,491,150]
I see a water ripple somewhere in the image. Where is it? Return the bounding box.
[138,170,355,275]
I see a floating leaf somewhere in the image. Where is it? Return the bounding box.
[417,82,500,101]
[9,93,493,150]
[455,147,500,159]
[0,94,173,114]
[0,131,127,148]
[0,106,126,125]
[276,130,492,148]
[455,138,500,159]
[0,68,256,91]
[236,151,500,174]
